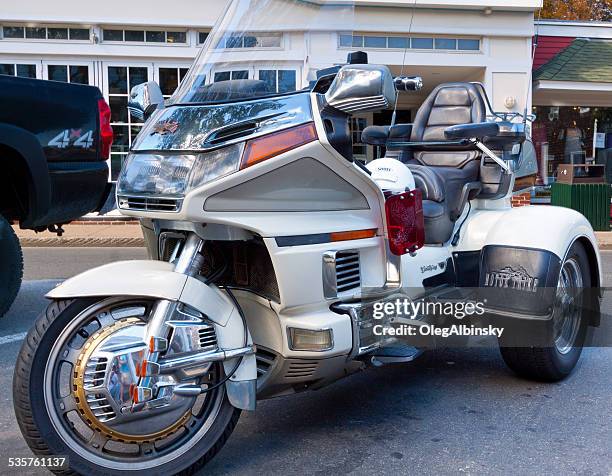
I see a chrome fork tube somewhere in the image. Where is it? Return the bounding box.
[139,233,204,394]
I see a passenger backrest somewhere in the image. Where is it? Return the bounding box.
[410,82,486,143]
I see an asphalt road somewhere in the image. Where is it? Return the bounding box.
[0,248,610,475]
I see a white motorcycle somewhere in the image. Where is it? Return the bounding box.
[14,1,602,474]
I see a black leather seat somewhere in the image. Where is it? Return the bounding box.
[403,82,486,244]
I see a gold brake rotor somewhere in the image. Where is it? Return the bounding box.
[73,317,191,443]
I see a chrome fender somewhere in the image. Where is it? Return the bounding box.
[47,260,257,410]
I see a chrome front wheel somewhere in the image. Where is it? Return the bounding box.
[14,298,240,475]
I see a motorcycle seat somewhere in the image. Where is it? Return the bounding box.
[402,82,487,244]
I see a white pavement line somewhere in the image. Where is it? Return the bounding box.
[0,331,28,346]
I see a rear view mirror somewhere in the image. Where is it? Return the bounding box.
[324,64,395,113]
[128,81,164,121]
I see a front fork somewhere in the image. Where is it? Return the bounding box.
[133,233,256,406]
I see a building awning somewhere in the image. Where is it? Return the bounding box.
[533,38,612,106]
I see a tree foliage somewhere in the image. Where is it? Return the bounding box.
[540,0,612,21]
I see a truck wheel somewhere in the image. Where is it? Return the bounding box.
[499,241,590,382]
[0,215,23,317]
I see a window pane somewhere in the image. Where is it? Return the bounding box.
[364,36,386,48]
[179,68,189,81]
[257,34,281,48]
[411,37,433,49]
[108,66,127,94]
[258,70,276,92]
[47,27,68,40]
[125,30,144,42]
[214,71,230,82]
[352,35,363,47]
[243,36,257,48]
[110,154,126,181]
[278,70,296,93]
[129,67,149,90]
[16,64,36,78]
[458,39,480,51]
[69,65,89,84]
[3,26,24,39]
[130,125,143,144]
[103,29,123,41]
[435,38,457,50]
[110,125,129,152]
[166,31,186,43]
[198,32,209,44]
[339,34,352,48]
[0,64,15,76]
[388,37,409,49]
[69,28,89,40]
[159,68,179,96]
[226,35,242,48]
[146,31,165,42]
[109,96,128,123]
[48,65,68,82]
[25,27,46,39]
[232,70,249,80]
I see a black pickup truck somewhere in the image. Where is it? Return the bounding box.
[0,75,113,315]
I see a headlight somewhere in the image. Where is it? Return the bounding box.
[117,143,244,196]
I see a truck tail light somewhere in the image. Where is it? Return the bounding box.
[385,189,425,255]
[98,98,113,160]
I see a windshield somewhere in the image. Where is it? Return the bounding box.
[169,0,355,105]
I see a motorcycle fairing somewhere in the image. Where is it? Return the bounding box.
[132,92,313,152]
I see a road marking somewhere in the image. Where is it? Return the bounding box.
[0,332,28,346]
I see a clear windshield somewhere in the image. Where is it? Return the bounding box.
[169,0,355,105]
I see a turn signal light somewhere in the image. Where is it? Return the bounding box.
[240,122,317,169]
[385,190,425,255]
[330,228,377,242]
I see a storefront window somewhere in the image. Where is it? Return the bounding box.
[532,106,612,185]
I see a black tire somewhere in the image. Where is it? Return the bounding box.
[0,214,23,317]
[499,241,591,382]
[13,298,241,476]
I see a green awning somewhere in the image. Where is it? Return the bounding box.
[534,39,612,83]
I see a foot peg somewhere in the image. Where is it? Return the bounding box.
[371,345,422,366]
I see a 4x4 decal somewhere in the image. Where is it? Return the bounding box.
[48,129,94,149]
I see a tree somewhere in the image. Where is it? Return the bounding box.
[540,0,612,21]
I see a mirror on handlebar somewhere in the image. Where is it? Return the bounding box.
[324,64,396,114]
[128,81,164,121]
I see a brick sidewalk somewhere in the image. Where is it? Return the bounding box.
[13,223,144,247]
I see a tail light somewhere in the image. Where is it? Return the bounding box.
[98,98,113,160]
[385,189,425,255]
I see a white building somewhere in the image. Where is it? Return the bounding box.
[5,0,610,187]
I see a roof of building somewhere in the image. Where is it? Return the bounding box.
[533,38,612,83]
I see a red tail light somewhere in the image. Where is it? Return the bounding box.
[385,189,425,255]
[98,98,113,160]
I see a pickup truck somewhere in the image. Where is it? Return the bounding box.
[0,75,113,316]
